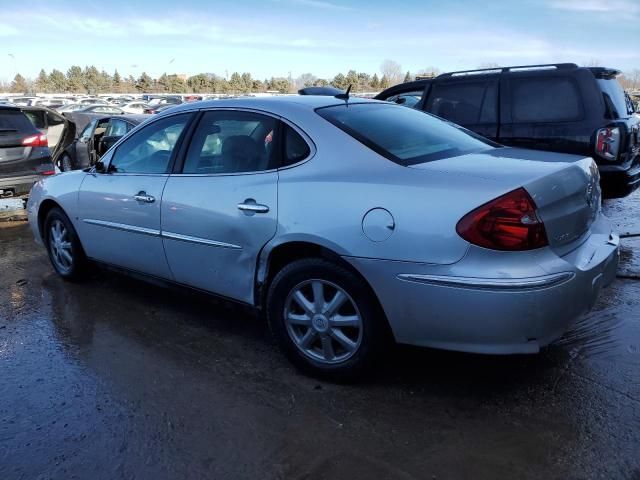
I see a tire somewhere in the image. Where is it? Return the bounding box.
[60,154,73,172]
[44,207,88,281]
[267,258,388,382]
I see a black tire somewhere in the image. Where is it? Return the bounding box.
[43,207,88,281]
[267,258,388,382]
[60,154,73,172]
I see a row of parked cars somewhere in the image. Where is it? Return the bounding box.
[1,62,637,379]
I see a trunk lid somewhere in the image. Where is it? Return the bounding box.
[411,147,602,253]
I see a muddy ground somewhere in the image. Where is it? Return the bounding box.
[1,192,639,480]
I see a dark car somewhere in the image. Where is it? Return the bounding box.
[376,63,640,198]
[143,103,177,114]
[75,104,125,115]
[56,114,148,171]
[0,105,56,197]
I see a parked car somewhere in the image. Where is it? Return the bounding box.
[75,104,125,115]
[0,105,56,197]
[120,102,150,114]
[56,103,88,113]
[9,97,39,107]
[56,114,148,171]
[143,103,177,114]
[20,106,71,153]
[376,63,640,198]
[26,96,619,380]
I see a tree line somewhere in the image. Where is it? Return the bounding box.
[1,59,444,95]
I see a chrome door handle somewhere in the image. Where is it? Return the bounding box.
[133,191,155,203]
[238,199,269,214]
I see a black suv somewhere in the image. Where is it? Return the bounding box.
[376,64,640,198]
[0,105,56,197]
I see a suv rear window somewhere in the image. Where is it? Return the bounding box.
[0,109,35,134]
[597,78,632,119]
[510,77,583,123]
[317,103,493,166]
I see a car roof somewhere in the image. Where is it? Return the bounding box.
[158,95,383,117]
[0,104,21,112]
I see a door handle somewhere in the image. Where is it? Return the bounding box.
[238,199,269,214]
[133,191,155,203]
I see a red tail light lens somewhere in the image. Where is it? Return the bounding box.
[456,188,548,251]
[22,134,48,148]
[595,127,620,161]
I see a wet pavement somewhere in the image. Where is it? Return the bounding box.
[1,192,639,480]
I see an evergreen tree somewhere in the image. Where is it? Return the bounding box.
[228,72,243,93]
[380,75,390,89]
[49,69,67,93]
[345,70,359,91]
[10,74,28,93]
[241,73,253,92]
[370,73,380,89]
[35,69,50,92]
[403,71,412,83]
[136,72,153,92]
[113,70,122,93]
[331,73,347,89]
[66,66,84,93]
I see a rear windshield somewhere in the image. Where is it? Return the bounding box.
[316,103,493,166]
[0,110,35,135]
[597,79,632,118]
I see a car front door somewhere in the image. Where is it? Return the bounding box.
[161,109,280,303]
[77,112,193,279]
[75,120,96,169]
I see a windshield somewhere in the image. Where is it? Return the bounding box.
[317,102,494,166]
[597,78,632,118]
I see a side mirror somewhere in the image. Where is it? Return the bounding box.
[94,160,106,173]
[396,97,407,105]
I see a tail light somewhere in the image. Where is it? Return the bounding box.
[22,134,48,148]
[456,188,548,251]
[595,127,620,161]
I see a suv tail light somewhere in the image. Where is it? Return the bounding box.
[456,188,548,251]
[22,134,48,148]
[595,127,620,161]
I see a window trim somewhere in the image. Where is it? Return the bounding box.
[508,75,585,124]
[171,107,316,177]
[104,111,196,176]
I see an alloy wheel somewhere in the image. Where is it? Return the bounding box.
[49,219,73,273]
[284,279,363,364]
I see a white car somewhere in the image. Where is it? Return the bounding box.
[120,102,149,114]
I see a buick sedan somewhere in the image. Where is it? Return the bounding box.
[27,96,619,380]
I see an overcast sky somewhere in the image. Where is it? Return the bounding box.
[2,0,639,81]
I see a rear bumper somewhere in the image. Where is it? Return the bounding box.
[0,174,39,196]
[599,155,640,198]
[345,214,619,354]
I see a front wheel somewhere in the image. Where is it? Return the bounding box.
[267,258,388,381]
[44,207,88,281]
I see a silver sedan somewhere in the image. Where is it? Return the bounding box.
[27,96,619,380]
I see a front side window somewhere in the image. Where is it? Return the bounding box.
[105,119,129,137]
[317,103,493,166]
[79,120,97,141]
[182,110,277,174]
[427,81,497,125]
[510,76,583,123]
[109,113,190,174]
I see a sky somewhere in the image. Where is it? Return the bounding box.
[1,0,639,82]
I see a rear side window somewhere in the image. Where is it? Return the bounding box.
[597,78,632,119]
[317,103,493,166]
[0,110,35,134]
[510,77,582,123]
[427,81,497,125]
[23,110,46,130]
[282,125,311,167]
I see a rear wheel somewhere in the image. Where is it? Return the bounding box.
[267,258,387,381]
[44,207,88,281]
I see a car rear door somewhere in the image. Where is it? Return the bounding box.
[77,112,194,279]
[423,78,499,140]
[160,109,280,304]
